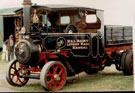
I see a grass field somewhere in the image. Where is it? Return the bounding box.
[0,61,133,92]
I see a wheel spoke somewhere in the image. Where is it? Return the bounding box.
[54,80,59,88]
[14,63,23,84]
[18,78,26,84]
[11,62,19,71]
[11,74,15,80]
[53,66,58,74]
[16,76,19,84]
[11,66,16,69]
[48,80,54,89]
[48,70,52,74]
[10,70,17,80]
[48,78,54,84]
[47,73,54,83]
[58,69,63,76]
[47,74,53,77]
[14,63,17,70]
[10,73,15,76]
[18,78,23,83]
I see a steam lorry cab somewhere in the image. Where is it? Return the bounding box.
[5,1,133,91]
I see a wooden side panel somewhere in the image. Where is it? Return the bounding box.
[104,25,132,47]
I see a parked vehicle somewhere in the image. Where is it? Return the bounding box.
[5,0,133,91]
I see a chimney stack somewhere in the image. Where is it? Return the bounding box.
[22,0,32,5]
[22,0,32,34]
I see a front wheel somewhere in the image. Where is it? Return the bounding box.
[40,61,67,91]
[6,59,29,86]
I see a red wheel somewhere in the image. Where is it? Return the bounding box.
[40,61,67,91]
[121,50,133,75]
[6,59,29,86]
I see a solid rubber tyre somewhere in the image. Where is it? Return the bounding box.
[40,61,67,91]
[121,51,127,72]
[121,50,133,75]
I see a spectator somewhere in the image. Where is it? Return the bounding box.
[5,35,14,61]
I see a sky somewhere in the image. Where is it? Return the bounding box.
[0,0,134,26]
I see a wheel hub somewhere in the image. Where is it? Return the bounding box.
[19,70,28,77]
[54,74,60,81]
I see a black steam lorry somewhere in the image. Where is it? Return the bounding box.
[5,0,133,91]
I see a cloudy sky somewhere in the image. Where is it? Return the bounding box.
[0,0,134,26]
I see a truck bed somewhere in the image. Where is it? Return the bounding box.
[104,25,132,47]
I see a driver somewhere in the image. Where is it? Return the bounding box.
[32,9,40,23]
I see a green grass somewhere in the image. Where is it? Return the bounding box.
[61,73,133,92]
[0,62,133,92]
[0,80,45,92]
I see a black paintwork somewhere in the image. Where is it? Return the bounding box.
[44,33,91,57]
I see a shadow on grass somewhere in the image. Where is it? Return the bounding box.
[99,72,123,76]
[65,72,118,84]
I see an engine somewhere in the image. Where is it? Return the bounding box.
[15,39,41,66]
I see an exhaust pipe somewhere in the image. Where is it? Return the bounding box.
[22,0,32,5]
[22,0,32,34]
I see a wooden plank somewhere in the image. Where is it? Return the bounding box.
[105,25,132,46]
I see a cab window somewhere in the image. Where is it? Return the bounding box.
[86,14,97,23]
[60,16,70,25]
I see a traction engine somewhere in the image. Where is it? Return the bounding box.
[5,0,133,91]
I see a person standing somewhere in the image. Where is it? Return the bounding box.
[5,35,14,61]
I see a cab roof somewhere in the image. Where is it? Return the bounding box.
[33,4,103,11]
[0,4,103,16]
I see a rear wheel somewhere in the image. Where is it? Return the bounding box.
[6,59,29,86]
[121,50,133,75]
[40,61,67,91]
[121,51,127,72]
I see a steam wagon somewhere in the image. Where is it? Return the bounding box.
[5,0,133,91]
